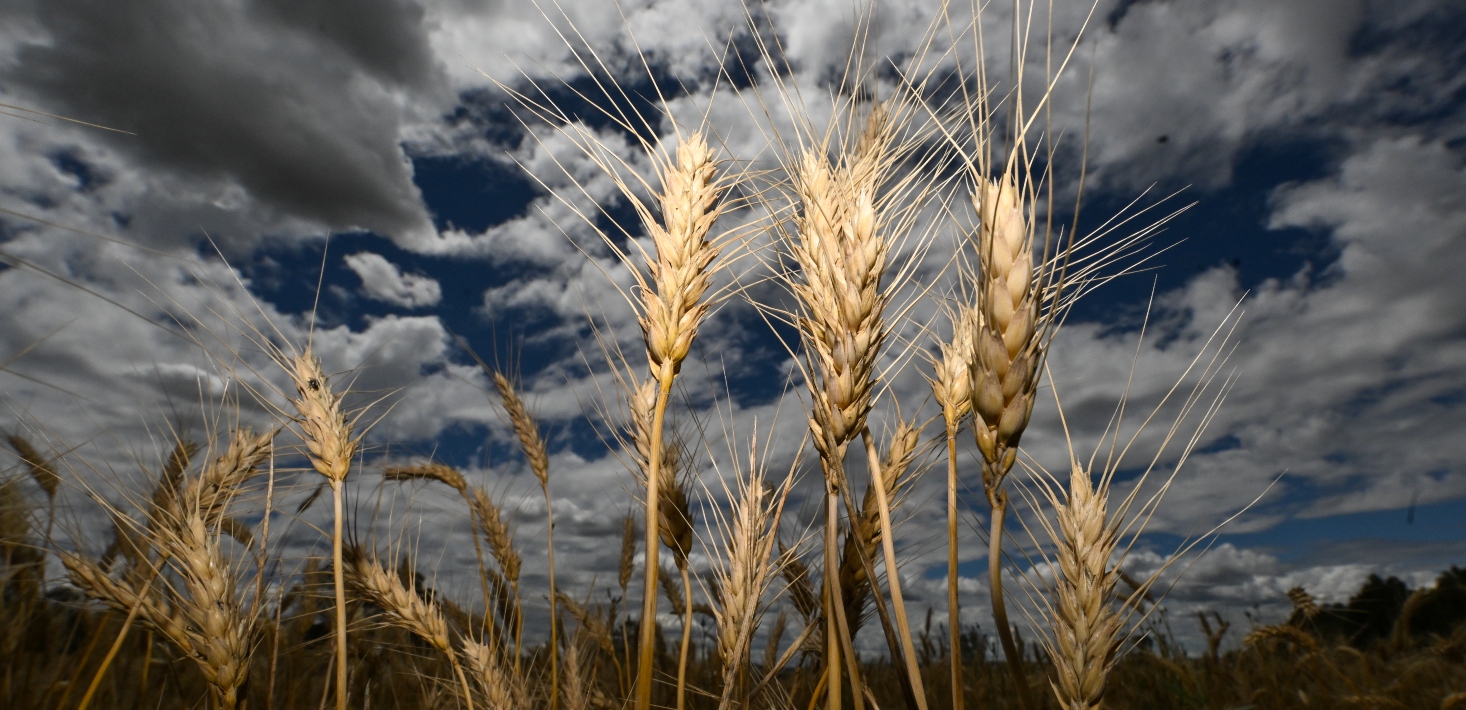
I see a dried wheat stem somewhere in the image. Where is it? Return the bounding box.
[286,349,357,710]
[1049,467,1121,710]
[859,424,927,710]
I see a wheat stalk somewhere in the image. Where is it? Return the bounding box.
[66,495,256,710]
[1044,464,1122,710]
[786,115,888,710]
[285,348,358,710]
[929,302,979,710]
[619,130,731,710]
[965,168,1047,710]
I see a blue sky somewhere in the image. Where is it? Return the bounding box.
[2,0,1464,653]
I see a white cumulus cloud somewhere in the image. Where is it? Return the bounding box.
[344,251,442,308]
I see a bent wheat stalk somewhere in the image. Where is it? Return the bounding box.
[344,550,476,710]
[493,370,558,708]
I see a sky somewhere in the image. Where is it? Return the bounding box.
[1,0,1464,656]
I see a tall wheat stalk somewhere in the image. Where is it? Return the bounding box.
[285,349,358,710]
[783,100,938,710]
[601,131,729,710]
[707,435,793,710]
[967,168,1046,710]
[64,427,272,710]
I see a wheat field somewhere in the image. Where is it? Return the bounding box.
[1,2,1464,710]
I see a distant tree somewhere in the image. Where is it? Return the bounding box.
[1409,566,1466,639]
[1310,574,1410,648]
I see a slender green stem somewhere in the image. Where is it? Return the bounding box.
[633,365,675,710]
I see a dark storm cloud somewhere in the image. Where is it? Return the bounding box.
[7,0,442,245]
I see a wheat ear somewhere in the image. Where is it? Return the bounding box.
[1045,464,1122,710]
[66,502,254,709]
[491,369,560,706]
[286,349,357,710]
[344,550,476,710]
[462,636,521,710]
[384,462,506,648]
[787,143,882,710]
[712,463,789,710]
[628,131,728,710]
[929,303,979,710]
[967,169,1044,710]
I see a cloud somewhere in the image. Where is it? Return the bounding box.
[5,0,443,248]
[344,251,442,308]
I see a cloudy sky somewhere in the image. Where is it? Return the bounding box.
[2,0,1463,655]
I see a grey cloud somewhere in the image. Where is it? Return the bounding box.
[8,0,441,248]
